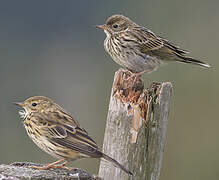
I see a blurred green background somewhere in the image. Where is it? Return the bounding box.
[0,0,218,179]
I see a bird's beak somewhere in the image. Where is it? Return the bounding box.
[13,102,25,107]
[96,24,107,30]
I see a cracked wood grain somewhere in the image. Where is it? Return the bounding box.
[98,69,172,180]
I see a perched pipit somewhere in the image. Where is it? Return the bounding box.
[97,14,210,79]
[14,96,132,175]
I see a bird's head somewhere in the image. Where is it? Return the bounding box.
[96,14,136,37]
[13,96,55,119]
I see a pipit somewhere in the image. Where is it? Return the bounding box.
[14,96,132,175]
[97,14,210,78]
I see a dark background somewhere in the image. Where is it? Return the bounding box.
[0,1,218,179]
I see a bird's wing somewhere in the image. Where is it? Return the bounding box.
[131,27,189,56]
[36,112,100,157]
[50,125,100,157]
[129,27,164,52]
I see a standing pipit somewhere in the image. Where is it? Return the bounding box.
[97,14,210,78]
[14,96,132,175]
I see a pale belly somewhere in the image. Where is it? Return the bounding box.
[111,51,162,73]
[27,130,62,159]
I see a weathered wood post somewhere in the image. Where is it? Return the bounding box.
[98,69,172,180]
[0,162,101,180]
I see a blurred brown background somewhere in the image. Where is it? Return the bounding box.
[0,1,218,179]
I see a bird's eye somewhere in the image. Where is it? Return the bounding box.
[32,103,37,107]
[113,24,119,29]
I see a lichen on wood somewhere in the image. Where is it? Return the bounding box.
[0,162,101,180]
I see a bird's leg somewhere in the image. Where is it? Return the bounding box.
[132,70,146,84]
[123,69,136,81]
[53,160,72,171]
[124,71,143,85]
[29,158,66,170]
[128,68,153,85]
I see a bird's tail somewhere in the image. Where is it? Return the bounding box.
[101,153,133,176]
[175,54,211,68]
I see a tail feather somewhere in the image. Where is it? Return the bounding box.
[175,54,211,68]
[101,153,133,176]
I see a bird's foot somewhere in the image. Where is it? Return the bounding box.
[29,158,71,170]
[124,70,144,85]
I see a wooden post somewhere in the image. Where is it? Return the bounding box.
[98,69,172,180]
